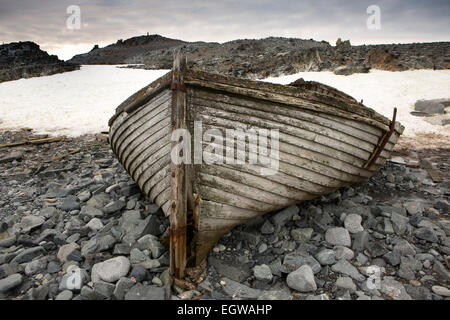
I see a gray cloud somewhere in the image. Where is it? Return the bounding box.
[0,0,448,60]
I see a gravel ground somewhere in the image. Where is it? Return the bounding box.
[0,129,448,300]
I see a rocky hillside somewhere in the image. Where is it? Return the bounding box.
[0,42,79,83]
[69,34,187,65]
[68,34,450,79]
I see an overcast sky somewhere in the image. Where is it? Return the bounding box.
[1,0,449,60]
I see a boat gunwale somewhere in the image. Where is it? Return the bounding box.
[108,68,404,137]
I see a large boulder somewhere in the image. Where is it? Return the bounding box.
[414,99,449,115]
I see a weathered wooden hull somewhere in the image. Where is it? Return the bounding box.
[109,55,404,271]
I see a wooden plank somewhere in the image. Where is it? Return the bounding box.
[194,89,381,146]
[113,97,170,157]
[198,172,295,206]
[132,143,171,185]
[185,70,394,128]
[198,122,379,175]
[110,90,171,147]
[124,125,171,174]
[185,76,395,133]
[169,52,188,279]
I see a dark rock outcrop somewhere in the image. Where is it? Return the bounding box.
[69,34,187,65]
[67,34,450,79]
[0,41,79,83]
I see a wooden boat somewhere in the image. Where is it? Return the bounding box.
[108,52,404,278]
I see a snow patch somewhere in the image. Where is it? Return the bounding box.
[0,65,169,137]
[263,70,450,138]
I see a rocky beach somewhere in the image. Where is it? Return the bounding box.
[0,31,449,302]
[0,128,448,300]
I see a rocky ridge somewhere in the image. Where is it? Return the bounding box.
[0,42,79,83]
[0,129,449,300]
[68,34,450,79]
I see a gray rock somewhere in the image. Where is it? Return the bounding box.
[356,253,369,265]
[281,252,321,274]
[124,283,165,300]
[57,243,80,263]
[383,251,401,266]
[431,285,450,297]
[253,264,273,282]
[269,259,282,277]
[393,239,416,256]
[24,284,49,300]
[103,200,126,215]
[80,206,104,219]
[137,234,166,259]
[81,235,116,256]
[260,220,275,235]
[77,190,91,202]
[414,227,439,243]
[25,258,47,276]
[11,246,45,264]
[336,276,356,292]
[404,202,424,215]
[86,218,104,231]
[114,277,135,300]
[91,256,131,283]
[433,260,450,282]
[290,228,313,242]
[93,281,116,298]
[380,277,412,300]
[238,230,261,246]
[405,284,432,300]
[0,235,16,247]
[315,249,336,265]
[18,215,45,233]
[344,214,364,233]
[130,248,149,265]
[414,99,446,114]
[120,211,160,244]
[257,289,292,300]
[130,265,148,282]
[398,256,421,280]
[331,259,365,281]
[208,256,251,282]
[220,278,261,299]
[113,243,133,255]
[367,241,389,257]
[391,212,410,235]
[60,196,80,212]
[47,261,61,274]
[80,285,106,300]
[0,273,23,293]
[286,265,317,292]
[325,227,351,247]
[352,230,370,252]
[270,205,298,227]
[334,246,355,260]
[55,290,74,300]
[39,207,57,219]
